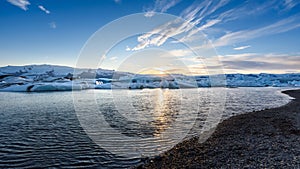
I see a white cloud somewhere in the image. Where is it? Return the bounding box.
[178,19,221,42]
[179,0,212,25]
[109,56,118,61]
[38,5,50,14]
[209,52,300,73]
[135,0,229,50]
[144,11,156,17]
[159,0,180,13]
[223,53,257,59]
[125,46,131,51]
[222,53,300,65]
[214,15,300,47]
[283,0,299,10]
[134,0,300,52]
[130,46,299,74]
[7,0,30,11]
[166,49,192,57]
[131,38,151,51]
[131,19,196,51]
[180,1,288,44]
[49,22,56,29]
[144,0,181,17]
[199,19,221,31]
[233,45,251,50]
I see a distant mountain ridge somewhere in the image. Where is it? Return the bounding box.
[0,64,123,79]
[1,64,299,77]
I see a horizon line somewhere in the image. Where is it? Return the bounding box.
[0,63,299,76]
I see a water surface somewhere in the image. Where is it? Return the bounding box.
[0,87,292,168]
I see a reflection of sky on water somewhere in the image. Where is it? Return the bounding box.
[74,88,291,158]
[98,89,183,138]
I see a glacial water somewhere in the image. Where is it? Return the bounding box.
[0,87,293,168]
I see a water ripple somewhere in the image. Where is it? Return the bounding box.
[0,88,291,168]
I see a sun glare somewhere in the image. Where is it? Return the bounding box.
[139,69,168,76]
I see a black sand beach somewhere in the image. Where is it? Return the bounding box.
[138,89,300,168]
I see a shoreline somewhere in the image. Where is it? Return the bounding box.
[138,89,300,168]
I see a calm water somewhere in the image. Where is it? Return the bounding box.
[0,87,292,168]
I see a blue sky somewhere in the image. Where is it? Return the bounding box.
[0,0,299,74]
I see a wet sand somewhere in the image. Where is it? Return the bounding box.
[138,89,300,168]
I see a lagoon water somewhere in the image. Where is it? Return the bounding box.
[0,88,292,168]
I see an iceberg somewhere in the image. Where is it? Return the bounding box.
[0,64,299,92]
[1,82,89,92]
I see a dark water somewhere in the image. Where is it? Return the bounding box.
[0,88,291,168]
[0,92,140,168]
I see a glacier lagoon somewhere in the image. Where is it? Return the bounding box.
[0,87,294,168]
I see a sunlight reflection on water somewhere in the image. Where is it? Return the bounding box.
[0,87,292,168]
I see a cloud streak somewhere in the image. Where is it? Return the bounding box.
[180,52,300,74]
[134,0,229,51]
[145,0,181,17]
[7,0,30,11]
[222,53,300,65]
[38,5,50,14]
[233,45,251,50]
[132,0,300,57]
[213,14,300,47]
[218,53,300,73]
[283,0,299,10]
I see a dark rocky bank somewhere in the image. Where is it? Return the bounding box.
[137,89,300,169]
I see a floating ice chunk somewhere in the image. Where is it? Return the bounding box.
[1,84,33,92]
[31,83,76,91]
[0,82,91,92]
[95,83,112,89]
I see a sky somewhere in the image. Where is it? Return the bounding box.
[0,0,300,74]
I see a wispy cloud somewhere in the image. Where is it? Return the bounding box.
[131,19,195,51]
[7,0,30,11]
[38,5,50,14]
[214,15,300,47]
[223,53,258,60]
[144,0,181,17]
[233,45,251,50]
[177,19,221,42]
[283,0,299,10]
[109,56,118,61]
[219,53,300,73]
[132,0,300,53]
[179,0,230,32]
[134,0,230,50]
[166,49,193,57]
[49,22,56,29]
[181,1,283,43]
[222,53,300,65]
[179,52,300,74]
[125,46,131,51]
